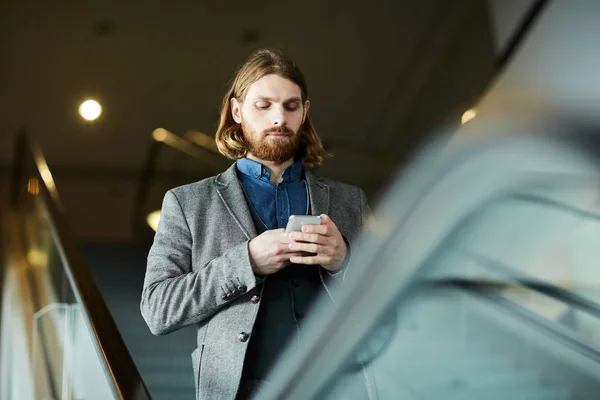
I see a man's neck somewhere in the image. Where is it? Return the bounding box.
[246,154,295,184]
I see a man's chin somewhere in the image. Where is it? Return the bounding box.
[246,136,299,163]
[254,148,297,163]
[265,135,292,141]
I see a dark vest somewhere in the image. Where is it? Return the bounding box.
[240,202,322,382]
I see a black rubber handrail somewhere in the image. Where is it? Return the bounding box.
[496,0,551,69]
[11,130,151,400]
[427,276,600,321]
[426,277,600,367]
[453,186,600,319]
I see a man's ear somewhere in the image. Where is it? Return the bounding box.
[231,98,242,124]
[303,100,310,124]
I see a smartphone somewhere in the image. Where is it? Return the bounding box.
[285,215,322,233]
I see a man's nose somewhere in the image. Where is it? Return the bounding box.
[270,105,286,126]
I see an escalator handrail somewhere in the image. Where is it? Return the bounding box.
[428,276,600,321]
[12,131,151,400]
[448,186,600,318]
[431,278,600,366]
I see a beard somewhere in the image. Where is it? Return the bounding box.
[242,121,301,163]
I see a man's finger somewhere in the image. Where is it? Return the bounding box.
[320,214,336,225]
[301,223,328,235]
[279,252,314,260]
[290,254,329,265]
[289,242,327,254]
[289,232,325,244]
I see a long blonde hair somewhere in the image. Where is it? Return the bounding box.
[215,49,326,168]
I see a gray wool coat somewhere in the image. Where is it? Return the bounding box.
[140,163,372,399]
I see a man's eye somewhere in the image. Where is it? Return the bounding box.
[256,102,270,109]
[285,104,300,111]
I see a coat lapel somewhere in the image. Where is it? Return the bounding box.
[305,169,330,216]
[215,163,257,240]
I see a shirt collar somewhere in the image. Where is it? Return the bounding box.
[236,158,304,183]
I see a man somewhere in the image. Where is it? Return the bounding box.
[141,49,373,399]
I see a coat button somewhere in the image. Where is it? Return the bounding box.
[238,285,247,294]
[250,295,260,304]
[238,332,249,342]
[221,293,229,301]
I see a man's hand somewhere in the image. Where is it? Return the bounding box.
[288,214,347,272]
[248,229,307,275]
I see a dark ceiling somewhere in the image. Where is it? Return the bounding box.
[0,0,496,240]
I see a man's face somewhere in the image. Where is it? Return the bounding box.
[231,74,309,164]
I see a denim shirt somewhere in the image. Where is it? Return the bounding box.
[235,157,308,229]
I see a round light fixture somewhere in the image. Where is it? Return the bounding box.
[147,210,162,232]
[461,108,477,125]
[79,99,102,121]
[152,128,168,142]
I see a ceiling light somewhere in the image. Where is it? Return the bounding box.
[147,210,162,232]
[27,248,48,268]
[461,108,477,125]
[152,128,168,142]
[79,99,102,121]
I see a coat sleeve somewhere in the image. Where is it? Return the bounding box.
[140,190,259,335]
[324,187,371,283]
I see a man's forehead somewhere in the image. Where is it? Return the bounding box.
[245,74,302,100]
